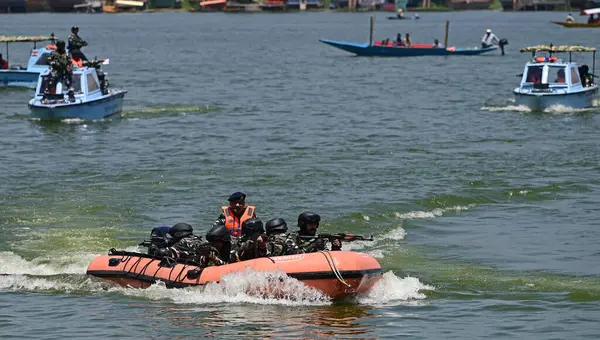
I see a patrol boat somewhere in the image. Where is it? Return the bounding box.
[28,59,127,120]
[0,34,57,88]
[514,45,598,111]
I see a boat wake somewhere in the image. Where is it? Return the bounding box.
[122,104,222,119]
[482,98,600,114]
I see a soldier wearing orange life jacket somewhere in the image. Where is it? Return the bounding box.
[211,191,256,238]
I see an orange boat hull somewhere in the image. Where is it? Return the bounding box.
[87,250,383,300]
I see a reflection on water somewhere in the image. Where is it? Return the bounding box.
[133,303,377,339]
[29,118,116,136]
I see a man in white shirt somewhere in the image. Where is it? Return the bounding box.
[565,13,575,23]
[481,29,499,49]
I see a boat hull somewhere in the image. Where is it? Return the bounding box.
[87,250,383,300]
[0,70,40,87]
[28,90,127,120]
[513,86,598,111]
[551,21,600,28]
[319,39,498,57]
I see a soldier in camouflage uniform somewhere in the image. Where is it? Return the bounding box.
[44,40,74,100]
[205,224,235,264]
[264,218,297,256]
[154,223,225,267]
[68,26,88,61]
[230,218,268,262]
[291,212,342,254]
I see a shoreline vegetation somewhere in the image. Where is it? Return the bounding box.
[0,0,576,14]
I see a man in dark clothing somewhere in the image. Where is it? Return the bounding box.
[205,224,234,264]
[44,40,74,101]
[290,212,342,253]
[230,218,268,262]
[68,26,88,61]
[154,223,224,267]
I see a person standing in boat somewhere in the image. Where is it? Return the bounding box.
[0,53,8,70]
[154,223,225,266]
[68,26,88,61]
[45,40,74,100]
[230,218,268,262]
[289,212,342,254]
[481,29,499,49]
[212,192,257,238]
[433,39,444,48]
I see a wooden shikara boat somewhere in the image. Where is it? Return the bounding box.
[551,21,600,28]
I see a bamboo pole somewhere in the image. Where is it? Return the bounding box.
[369,16,375,47]
[444,20,449,49]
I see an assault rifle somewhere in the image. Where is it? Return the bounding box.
[297,233,374,242]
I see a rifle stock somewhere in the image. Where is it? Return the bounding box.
[297,233,374,242]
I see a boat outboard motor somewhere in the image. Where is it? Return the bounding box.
[241,218,264,240]
[499,38,508,56]
[265,218,288,236]
[169,223,194,241]
[142,225,172,255]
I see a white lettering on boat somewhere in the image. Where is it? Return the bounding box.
[272,254,305,262]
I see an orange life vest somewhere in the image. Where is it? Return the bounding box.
[221,205,255,237]
[72,58,83,68]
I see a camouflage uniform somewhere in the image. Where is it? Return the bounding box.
[68,33,88,61]
[68,33,86,51]
[288,232,337,254]
[231,233,269,262]
[47,50,73,91]
[266,233,297,256]
[163,236,225,267]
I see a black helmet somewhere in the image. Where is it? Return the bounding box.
[297,211,321,231]
[71,26,79,32]
[206,224,231,243]
[241,218,264,237]
[56,40,66,49]
[265,218,288,235]
[169,223,193,239]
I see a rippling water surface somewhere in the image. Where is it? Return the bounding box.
[1,10,600,339]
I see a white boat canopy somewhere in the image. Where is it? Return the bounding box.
[0,35,55,43]
[582,8,600,15]
[520,45,597,53]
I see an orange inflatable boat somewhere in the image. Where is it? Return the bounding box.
[87,249,382,299]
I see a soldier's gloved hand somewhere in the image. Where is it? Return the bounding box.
[256,236,267,250]
[331,239,342,251]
